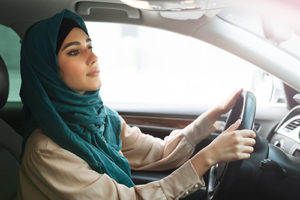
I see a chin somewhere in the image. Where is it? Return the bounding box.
[91,82,101,91]
[96,80,102,89]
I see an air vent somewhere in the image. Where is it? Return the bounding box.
[285,119,300,132]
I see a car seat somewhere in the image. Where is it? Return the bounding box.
[0,56,22,200]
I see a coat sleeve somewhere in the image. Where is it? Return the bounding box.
[18,129,206,200]
[120,114,216,171]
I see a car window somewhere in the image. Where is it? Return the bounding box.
[0,25,21,102]
[86,22,286,106]
[0,23,286,106]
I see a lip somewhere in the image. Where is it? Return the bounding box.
[87,69,100,77]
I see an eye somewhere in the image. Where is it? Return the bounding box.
[88,46,93,51]
[67,49,79,56]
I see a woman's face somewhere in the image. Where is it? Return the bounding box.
[57,27,100,94]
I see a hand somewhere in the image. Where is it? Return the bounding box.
[203,119,256,166]
[205,88,243,124]
[215,88,243,115]
[190,119,256,177]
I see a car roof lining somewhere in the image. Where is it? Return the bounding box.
[0,0,210,38]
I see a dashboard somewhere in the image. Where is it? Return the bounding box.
[271,105,300,157]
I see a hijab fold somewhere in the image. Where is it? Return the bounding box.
[20,9,134,187]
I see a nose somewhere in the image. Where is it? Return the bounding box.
[87,50,98,66]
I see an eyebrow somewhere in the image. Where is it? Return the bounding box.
[61,38,92,51]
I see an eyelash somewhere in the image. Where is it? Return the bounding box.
[67,46,93,56]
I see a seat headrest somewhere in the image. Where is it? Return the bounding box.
[0,56,9,109]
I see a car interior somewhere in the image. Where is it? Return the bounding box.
[0,56,22,200]
[1,0,300,200]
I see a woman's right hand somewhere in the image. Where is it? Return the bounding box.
[203,120,256,166]
[190,120,256,177]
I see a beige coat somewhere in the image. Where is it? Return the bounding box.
[18,114,216,200]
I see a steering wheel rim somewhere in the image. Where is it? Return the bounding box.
[206,91,256,200]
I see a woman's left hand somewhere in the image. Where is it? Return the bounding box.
[205,88,243,124]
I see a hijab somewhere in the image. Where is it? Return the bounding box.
[20,9,134,187]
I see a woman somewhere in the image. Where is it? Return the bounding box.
[18,9,256,200]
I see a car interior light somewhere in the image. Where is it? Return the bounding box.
[120,0,231,11]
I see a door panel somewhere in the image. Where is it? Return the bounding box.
[122,114,195,139]
[117,103,288,186]
[123,115,194,129]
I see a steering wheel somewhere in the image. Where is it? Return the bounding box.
[206,91,256,200]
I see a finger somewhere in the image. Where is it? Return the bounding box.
[238,145,254,153]
[236,88,243,95]
[229,88,243,103]
[237,152,251,160]
[224,119,241,133]
[240,138,256,146]
[229,151,252,161]
[232,88,243,99]
[238,130,256,138]
[222,89,243,112]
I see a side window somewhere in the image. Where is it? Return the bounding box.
[0,25,21,102]
[86,22,285,106]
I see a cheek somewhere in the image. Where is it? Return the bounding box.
[59,60,85,81]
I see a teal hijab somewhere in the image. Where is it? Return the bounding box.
[20,9,134,187]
